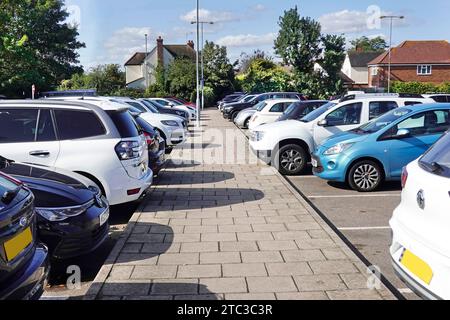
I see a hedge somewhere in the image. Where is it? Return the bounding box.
[391,81,450,94]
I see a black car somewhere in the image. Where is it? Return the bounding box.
[0,170,49,300]
[133,115,166,175]
[140,99,189,120]
[222,92,306,121]
[277,100,329,122]
[0,158,110,260]
[218,93,246,106]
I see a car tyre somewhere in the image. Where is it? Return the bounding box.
[348,160,383,192]
[231,112,239,122]
[274,144,308,175]
[243,117,250,129]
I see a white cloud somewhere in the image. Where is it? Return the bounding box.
[252,4,266,12]
[216,33,276,48]
[319,9,408,34]
[180,8,239,23]
[103,27,163,64]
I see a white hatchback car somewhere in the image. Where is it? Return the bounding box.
[390,130,450,300]
[0,100,153,206]
[248,99,300,130]
[249,94,434,175]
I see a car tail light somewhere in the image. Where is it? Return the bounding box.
[143,131,153,146]
[127,188,141,196]
[115,141,140,160]
[401,167,408,189]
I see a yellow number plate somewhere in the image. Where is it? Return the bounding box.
[4,227,32,262]
[401,249,433,285]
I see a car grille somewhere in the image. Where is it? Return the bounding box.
[54,222,109,259]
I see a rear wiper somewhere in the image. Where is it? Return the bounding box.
[1,185,22,205]
[430,162,445,172]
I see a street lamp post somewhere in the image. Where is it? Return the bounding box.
[191,21,214,111]
[195,0,200,128]
[380,15,404,93]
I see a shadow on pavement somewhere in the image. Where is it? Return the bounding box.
[164,160,201,169]
[327,180,402,192]
[156,171,235,186]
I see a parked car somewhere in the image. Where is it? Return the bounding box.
[277,100,329,122]
[249,94,434,175]
[248,99,300,131]
[139,98,189,121]
[0,100,153,206]
[165,97,196,108]
[424,94,450,103]
[234,106,258,129]
[390,129,450,299]
[217,93,247,109]
[0,158,110,259]
[147,98,197,121]
[223,92,305,121]
[0,171,49,300]
[312,104,450,191]
[131,113,166,174]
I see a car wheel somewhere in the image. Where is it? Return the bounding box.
[231,112,239,121]
[348,160,383,192]
[274,144,308,175]
[244,118,250,129]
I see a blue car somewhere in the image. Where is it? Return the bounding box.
[312,103,450,191]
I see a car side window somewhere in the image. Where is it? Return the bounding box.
[369,101,398,120]
[54,109,106,140]
[156,100,169,106]
[270,103,285,113]
[397,110,450,136]
[36,109,56,141]
[325,102,363,126]
[0,108,38,143]
[404,101,423,106]
[431,96,448,103]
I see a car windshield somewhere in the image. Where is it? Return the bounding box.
[356,107,412,134]
[420,131,450,178]
[125,101,150,113]
[300,102,337,122]
[255,102,268,112]
[166,98,183,106]
[241,95,255,103]
[139,100,160,113]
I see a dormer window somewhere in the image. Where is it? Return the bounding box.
[417,65,432,75]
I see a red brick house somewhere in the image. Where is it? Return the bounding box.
[368,40,450,89]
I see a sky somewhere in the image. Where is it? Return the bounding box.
[64,0,450,70]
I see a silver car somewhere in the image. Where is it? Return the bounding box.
[234,107,256,129]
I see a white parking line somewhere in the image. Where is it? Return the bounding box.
[398,288,414,294]
[308,194,401,199]
[338,226,391,231]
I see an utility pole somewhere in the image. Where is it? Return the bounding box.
[145,33,149,88]
[191,21,214,111]
[195,0,200,128]
[380,15,404,93]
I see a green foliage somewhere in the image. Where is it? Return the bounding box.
[58,64,125,95]
[166,57,196,101]
[238,50,272,74]
[350,36,387,52]
[202,86,215,107]
[391,81,450,94]
[202,41,236,102]
[237,58,293,93]
[274,6,322,74]
[274,6,347,99]
[0,0,85,98]
[112,87,145,99]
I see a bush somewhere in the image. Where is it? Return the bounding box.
[111,87,144,98]
[203,86,215,108]
[391,81,450,94]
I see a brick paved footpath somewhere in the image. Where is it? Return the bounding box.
[85,109,397,300]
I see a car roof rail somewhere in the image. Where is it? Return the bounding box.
[339,92,424,102]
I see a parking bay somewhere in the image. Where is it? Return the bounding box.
[285,172,420,300]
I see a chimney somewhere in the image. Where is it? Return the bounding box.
[157,36,164,66]
[187,40,194,50]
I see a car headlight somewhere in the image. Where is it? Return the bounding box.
[254,131,265,141]
[161,120,179,127]
[323,143,354,155]
[36,201,92,221]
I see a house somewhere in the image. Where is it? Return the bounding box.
[341,50,383,88]
[125,37,196,89]
[368,40,450,88]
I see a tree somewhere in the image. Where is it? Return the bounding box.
[202,41,236,101]
[350,36,387,52]
[237,50,272,74]
[274,6,322,74]
[0,0,85,98]
[166,58,197,101]
[59,64,125,95]
[273,6,346,98]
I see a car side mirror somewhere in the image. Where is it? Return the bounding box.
[394,128,411,139]
[318,119,328,127]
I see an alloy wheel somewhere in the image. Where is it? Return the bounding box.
[280,149,303,172]
[353,164,380,190]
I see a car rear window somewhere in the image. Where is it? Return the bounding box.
[107,110,141,138]
[134,116,155,134]
[54,110,106,140]
[420,131,450,178]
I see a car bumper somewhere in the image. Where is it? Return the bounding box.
[0,244,50,300]
[390,214,450,300]
[149,148,165,175]
[38,199,110,260]
[250,146,272,165]
[167,127,187,146]
[235,115,251,128]
[311,153,349,182]
[107,167,153,205]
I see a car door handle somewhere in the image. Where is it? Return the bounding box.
[29,150,50,157]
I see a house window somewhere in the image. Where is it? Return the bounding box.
[371,67,378,76]
[417,65,432,75]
